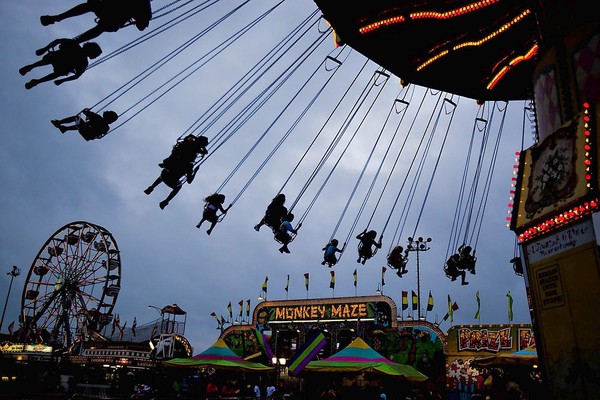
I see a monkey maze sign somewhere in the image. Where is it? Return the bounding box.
[272,302,369,321]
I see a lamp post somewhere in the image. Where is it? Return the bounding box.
[406,237,432,320]
[1,266,21,333]
[147,305,162,315]
[148,305,164,336]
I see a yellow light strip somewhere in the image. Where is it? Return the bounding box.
[417,9,533,72]
[487,43,538,90]
[411,0,499,20]
[359,0,499,34]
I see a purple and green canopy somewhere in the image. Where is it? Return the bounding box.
[163,338,274,371]
[303,337,428,381]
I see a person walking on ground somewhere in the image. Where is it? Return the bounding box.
[253,383,261,399]
[266,384,276,399]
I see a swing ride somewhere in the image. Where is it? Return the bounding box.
[21,0,511,278]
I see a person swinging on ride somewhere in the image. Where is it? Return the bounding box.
[160,134,208,170]
[196,193,231,235]
[144,162,198,209]
[254,193,287,232]
[457,244,477,275]
[275,212,301,253]
[321,239,345,267]
[445,254,469,285]
[40,0,152,43]
[51,108,118,140]
[356,229,382,264]
[19,38,102,89]
[387,245,409,277]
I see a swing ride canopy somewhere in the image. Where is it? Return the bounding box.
[303,337,428,381]
[163,338,274,371]
[313,0,592,102]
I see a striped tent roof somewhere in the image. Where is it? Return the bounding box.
[303,337,428,381]
[163,338,274,371]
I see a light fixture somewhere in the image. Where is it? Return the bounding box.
[147,305,162,315]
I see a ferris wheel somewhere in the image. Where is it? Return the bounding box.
[20,221,121,348]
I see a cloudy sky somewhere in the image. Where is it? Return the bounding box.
[1,0,534,353]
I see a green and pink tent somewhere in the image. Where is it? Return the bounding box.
[163,337,274,371]
[303,337,428,381]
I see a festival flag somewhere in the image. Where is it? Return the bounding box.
[353,269,357,287]
[452,302,460,320]
[427,291,434,312]
[246,299,251,317]
[131,317,137,338]
[220,316,226,326]
[474,290,481,320]
[507,290,514,321]
[255,329,274,362]
[442,296,459,322]
[118,321,127,340]
[288,330,327,377]
[262,276,268,293]
[238,300,244,317]
[111,314,119,336]
[210,312,220,325]
[150,323,158,340]
[411,290,418,311]
[304,273,309,291]
[7,321,14,335]
[402,291,408,311]
[381,266,387,286]
[227,302,233,319]
[284,274,290,292]
[330,271,335,289]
